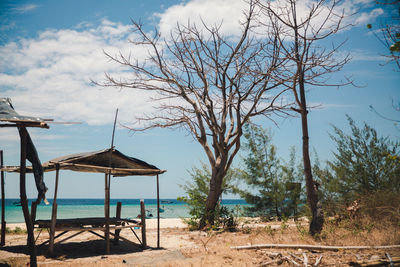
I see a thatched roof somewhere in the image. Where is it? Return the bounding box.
[3,148,166,177]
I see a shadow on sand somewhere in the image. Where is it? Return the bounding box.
[0,239,154,259]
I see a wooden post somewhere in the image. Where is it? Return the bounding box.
[156,174,160,249]
[114,202,122,244]
[19,129,37,266]
[30,202,37,225]
[104,173,110,254]
[140,200,146,248]
[1,150,6,246]
[49,164,60,255]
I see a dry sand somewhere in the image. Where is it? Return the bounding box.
[1,218,399,266]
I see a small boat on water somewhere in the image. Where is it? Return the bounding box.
[161,200,174,204]
[137,209,153,219]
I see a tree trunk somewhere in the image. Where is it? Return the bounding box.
[199,167,225,229]
[292,1,324,234]
[18,128,37,266]
[299,82,324,236]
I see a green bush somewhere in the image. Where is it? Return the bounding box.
[178,163,240,231]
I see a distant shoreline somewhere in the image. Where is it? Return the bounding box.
[1,198,249,223]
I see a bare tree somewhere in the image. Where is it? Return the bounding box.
[258,0,353,235]
[99,1,289,228]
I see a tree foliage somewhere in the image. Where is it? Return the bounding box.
[237,123,304,219]
[327,115,400,200]
[178,163,239,230]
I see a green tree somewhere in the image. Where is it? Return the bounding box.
[281,146,304,217]
[178,163,239,229]
[312,153,341,216]
[238,123,286,218]
[328,115,400,201]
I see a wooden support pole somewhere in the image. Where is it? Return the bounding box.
[156,174,160,249]
[104,173,110,254]
[19,129,37,267]
[140,200,146,248]
[114,201,122,244]
[49,165,60,255]
[31,202,37,225]
[1,150,6,246]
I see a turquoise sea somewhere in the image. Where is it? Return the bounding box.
[2,199,248,223]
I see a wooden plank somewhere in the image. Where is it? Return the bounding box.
[34,217,139,228]
[108,231,140,247]
[38,231,68,247]
[140,200,146,248]
[0,150,5,246]
[43,224,138,232]
[0,123,48,128]
[51,162,166,175]
[88,230,106,240]
[55,231,85,245]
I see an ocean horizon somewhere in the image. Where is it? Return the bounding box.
[1,198,248,223]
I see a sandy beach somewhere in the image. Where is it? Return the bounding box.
[0,217,399,266]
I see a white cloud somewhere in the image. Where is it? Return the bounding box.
[355,8,384,25]
[13,4,38,13]
[349,49,387,62]
[0,1,387,128]
[156,0,251,37]
[0,20,156,126]
[311,103,356,110]
[155,0,385,39]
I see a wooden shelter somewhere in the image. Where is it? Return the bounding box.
[5,148,166,254]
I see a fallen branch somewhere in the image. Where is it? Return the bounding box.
[386,252,394,267]
[259,258,283,266]
[349,256,400,266]
[303,252,308,267]
[231,244,400,251]
[289,252,304,263]
[284,255,300,266]
[314,255,322,266]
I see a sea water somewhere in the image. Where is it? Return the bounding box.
[2,199,248,223]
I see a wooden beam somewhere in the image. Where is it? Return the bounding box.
[48,162,166,175]
[38,224,138,232]
[0,123,48,128]
[55,231,85,245]
[1,150,5,246]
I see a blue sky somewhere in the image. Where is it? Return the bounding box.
[0,0,399,200]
